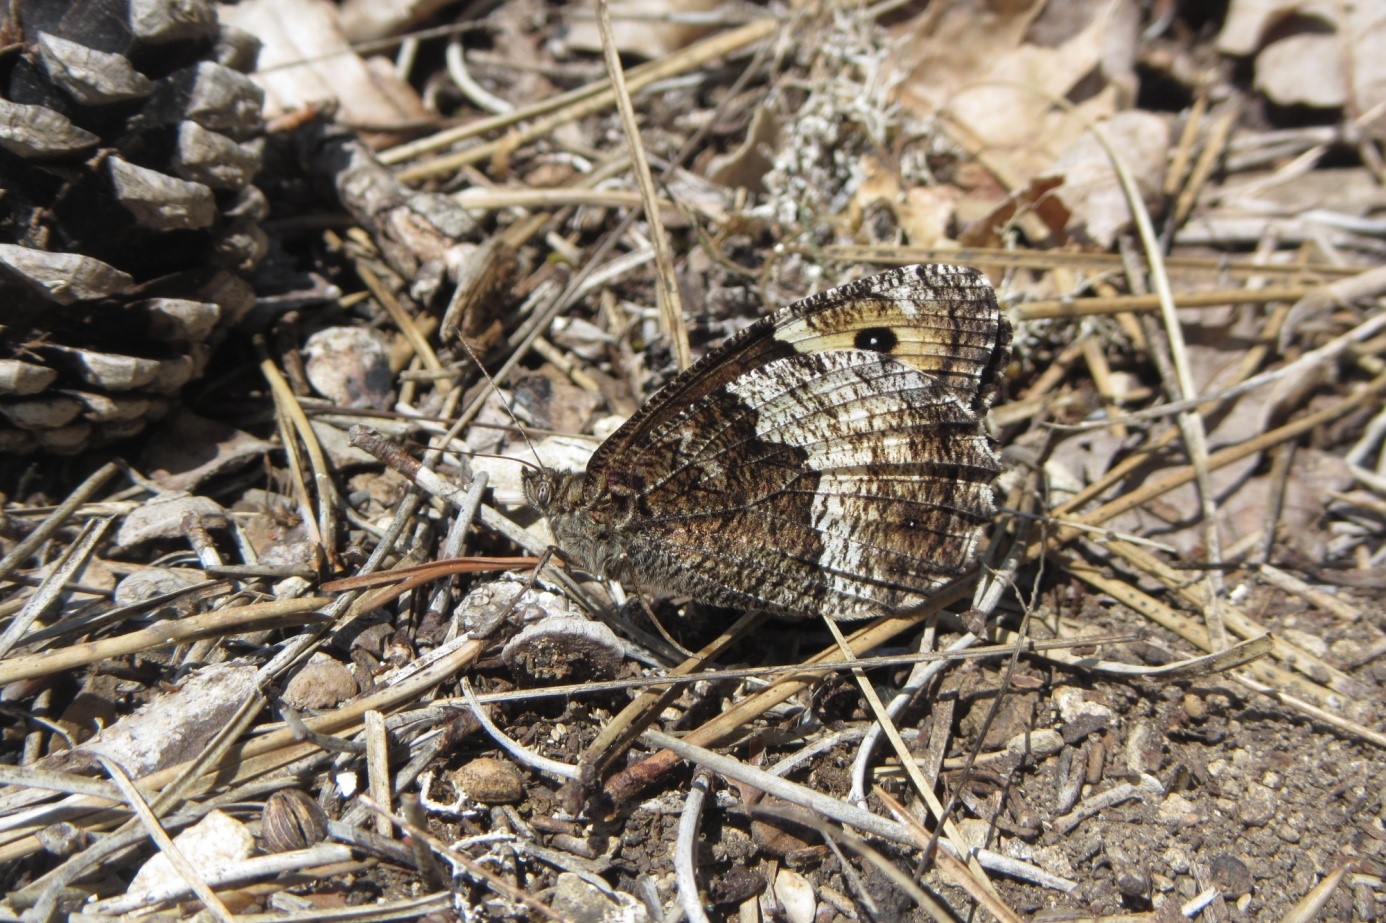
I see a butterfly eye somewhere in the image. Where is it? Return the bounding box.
[522,469,552,508]
[854,326,898,353]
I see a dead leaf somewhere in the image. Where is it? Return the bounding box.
[889,0,1130,184]
[1049,111,1172,248]
[563,0,720,59]
[1219,0,1386,132]
[220,0,428,141]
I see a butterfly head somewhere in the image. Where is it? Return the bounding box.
[521,466,558,514]
[521,466,587,519]
[523,465,619,577]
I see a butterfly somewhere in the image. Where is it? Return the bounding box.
[522,264,1010,621]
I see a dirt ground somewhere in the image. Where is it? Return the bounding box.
[1,0,1384,920]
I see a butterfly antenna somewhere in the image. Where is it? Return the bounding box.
[457,338,546,472]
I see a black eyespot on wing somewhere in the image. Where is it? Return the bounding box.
[854,326,898,353]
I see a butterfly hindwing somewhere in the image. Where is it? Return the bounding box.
[538,264,1010,620]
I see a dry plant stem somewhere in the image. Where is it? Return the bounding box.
[848,631,979,804]
[1087,117,1227,650]
[820,825,952,922]
[271,395,318,557]
[1018,284,1320,320]
[820,618,1005,907]
[0,597,329,685]
[0,765,121,802]
[1257,563,1361,622]
[0,637,487,869]
[1101,538,1358,695]
[1260,440,1294,560]
[675,772,713,923]
[1019,338,1085,403]
[456,187,683,214]
[400,794,447,891]
[596,0,691,370]
[1051,776,1164,836]
[446,37,511,115]
[1013,629,1273,681]
[605,582,971,803]
[1052,552,1378,740]
[0,461,119,585]
[1283,866,1352,923]
[1033,371,1386,558]
[359,259,445,374]
[874,789,1026,923]
[259,347,336,561]
[824,244,1363,278]
[364,710,392,837]
[425,471,489,618]
[85,844,355,916]
[0,516,111,659]
[1081,334,1127,439]
[461,679,580,781]
[580,609,766,783]
[1229,672,1386,750]
[362,797,566,922]
[1172,105,1237,227]
[388,18,779,181]
[642,729,1075,892]
[1164,92,1207,199]
[95,755,234,923]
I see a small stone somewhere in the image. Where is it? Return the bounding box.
[128,810,252,894]
[1182,693,1207,722]
[36,823,88,857]
[1209,853,1252,898]
[281,653,357,710]
[775,869,816,923]
[1125,720,1165,775]
[1116,868,1150,899]
[708,866,765,906]
[550,872,649,923]
[1238,783,1277,827]
[1054,687,1115,725]
[1156,792,1206,826]
[452,757,525,805]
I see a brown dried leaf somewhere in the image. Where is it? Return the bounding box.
[1049,110,1171,248]
[1220,0,1386,128]
[220,0,428,136]
[563,0,720,59]
[889,0,1130,184]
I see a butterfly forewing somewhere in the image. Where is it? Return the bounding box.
[545,264,1010,621]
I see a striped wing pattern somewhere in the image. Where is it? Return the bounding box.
[533,264,1010,620]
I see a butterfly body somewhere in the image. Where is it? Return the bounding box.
[522,264,1010,621]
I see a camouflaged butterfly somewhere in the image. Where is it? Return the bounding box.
[523,264,1010,621]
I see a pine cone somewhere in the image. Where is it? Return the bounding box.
[0,0,267,454]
